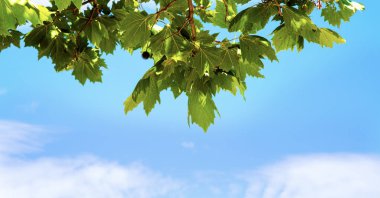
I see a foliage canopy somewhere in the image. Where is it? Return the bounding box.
[0,0,364,131]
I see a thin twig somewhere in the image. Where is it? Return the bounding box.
[316,0,322,9]
[273,0,282,16]
[222,0,229,22]
[78,0,98,35]
[160,19,189,44]
[176,18,189,35]
[154,0,178,22]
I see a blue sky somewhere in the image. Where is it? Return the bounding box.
[1,0,380,197]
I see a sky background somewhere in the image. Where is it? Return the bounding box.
[1,0,380,197]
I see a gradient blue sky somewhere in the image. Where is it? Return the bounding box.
[1,1,380,197]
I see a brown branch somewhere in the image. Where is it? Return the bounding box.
[273,0,282,16]
[187,0,196,40]
[316,0,322,9]
[154,0,178,22]
[222,0,229,22]
[78,0,98,35]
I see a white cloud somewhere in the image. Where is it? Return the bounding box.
[1,120,380,198]
[0,120,184,198]
[0,120,43,156]
[0,157,183,198]
[243,154,380,198]
[181,141,195,149]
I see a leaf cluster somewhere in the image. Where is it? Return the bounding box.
[0,0,364,131]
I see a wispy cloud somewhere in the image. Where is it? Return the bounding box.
[0,120,183,198]
[181,141,195,149]
[0,120,43,156]
[0,158,183,198]
[243,154,380,198]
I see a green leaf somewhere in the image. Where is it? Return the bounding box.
[211,74,246,96]
[229,3,276,34]
[160,0,187,14]
[142,75,160,115]
[219,48,239,71]
[196,30,218,44]
[212,0,237,28]
[0,30,22,52]
[282,6,319,42]
[340,0,365,11]
[150,26,190,57]
[55,0,72,10]
[272,24,301,52]
[240,35,277,66]
[34,31,74,68]
[54,0,84,10]
[72,0,82,9]
[124,95,141,115]
[318,28,345,47]
[191,46,223,77]
[119,12,154,49]
[99,31,118,54]
[235,60,264,81]
[84,20,109,47]
[0,0,51,35]
[0,0,29,35]
[321,2,355,27]
[127,73,161,115]
[34,5,52,23]
[24,24,50,47]
[188,89,219,131]
[71,49,106,85]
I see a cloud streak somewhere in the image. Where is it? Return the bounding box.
[0,120,43,156]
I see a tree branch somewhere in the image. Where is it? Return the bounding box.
[316,0,322,9]
[273,0,282,16]
[78,0,98,35]
[222,0,229,22]
[187,0,196,40]
[154,0,178,22]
